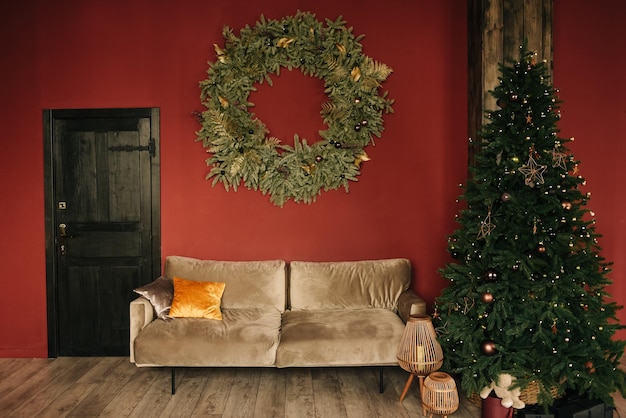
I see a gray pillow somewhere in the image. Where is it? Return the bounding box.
[134,276,173,320]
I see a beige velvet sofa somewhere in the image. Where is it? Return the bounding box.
[130,255,426,393]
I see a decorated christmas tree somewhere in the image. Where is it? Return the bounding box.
[434,45,626,407]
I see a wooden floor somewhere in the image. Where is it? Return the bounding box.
[0,357,623,417]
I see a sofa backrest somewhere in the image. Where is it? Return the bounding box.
[163,256,286,312]
[289,258,411,311]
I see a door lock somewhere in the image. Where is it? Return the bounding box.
[59,223,68,256]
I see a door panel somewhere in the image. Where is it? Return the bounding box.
[44,108,160,357]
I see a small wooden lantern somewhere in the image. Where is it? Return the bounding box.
[421,371,459,417]
[396,314,444,402]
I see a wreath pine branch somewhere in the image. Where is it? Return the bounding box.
[196,11,393,206]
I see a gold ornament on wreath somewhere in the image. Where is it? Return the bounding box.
[195,11,394,206]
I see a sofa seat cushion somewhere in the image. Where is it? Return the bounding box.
[133,308,281,367]
[275,308,406,368]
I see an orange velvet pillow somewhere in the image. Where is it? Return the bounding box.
[168,276,226,320]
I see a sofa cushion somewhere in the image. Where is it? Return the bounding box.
[289,259,411,311]
[133,276,173,320]
[168,277,226,320]
[275,308,406,367]
[163,256,287,312]
[133,308,281,367]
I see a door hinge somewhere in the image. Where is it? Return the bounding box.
[108,138,156,157]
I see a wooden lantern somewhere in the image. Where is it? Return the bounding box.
[396,314,444,402]
[421,371,459,417]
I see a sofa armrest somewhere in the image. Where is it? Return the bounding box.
[130,296,155,363]
[397,288,426,323]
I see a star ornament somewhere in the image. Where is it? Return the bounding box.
[518,154,547,186]
[477,210,496,240]
[551,145,568,170]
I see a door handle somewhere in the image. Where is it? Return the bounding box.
[59,223,68,256]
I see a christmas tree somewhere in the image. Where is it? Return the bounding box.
[435,45,626,406]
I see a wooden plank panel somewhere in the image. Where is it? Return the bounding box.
[192,368,236,415]
[0,358,37,384]
[69,231,141,258]
[388,366,425,416]
[220,368,261,417]
[336,367,378,417]
[457,395,484,417]
[468,0,484,164]
[159,368,208,417]
[37,383,98,418]
[0,358,53,403]
[63,131,98,222]
[101,266,141,354]
[75,357,123,384]
[540,0,553,69]
[504,0,524,61]
[360,367,411,418]
[482,0,504,118]
[285,368,315,418]
[468,0,552,168]
[0,358,62,412]
[96,132,110,223]
[68,358,137,416]
[108,130,141,222]
[253,368,286,417]
[128,368,175,417]
[311,368,346,417]
[59,266,100,355]
[96,367,161,417]
[0,360,622,417]
[524,0,543,53]
[8,357,99,417]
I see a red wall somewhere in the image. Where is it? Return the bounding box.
[0,0,623,357]
[553,0,626,339]
[0,0,467,357]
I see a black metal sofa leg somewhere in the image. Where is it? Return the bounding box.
[171,367,176,394]
[379,367,384,393]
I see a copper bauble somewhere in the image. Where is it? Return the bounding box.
[480,340,497,356]
[481,292,494,303]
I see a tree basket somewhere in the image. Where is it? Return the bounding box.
[469,381,560,408]
[518,381,559,405]
[469,393,482,408]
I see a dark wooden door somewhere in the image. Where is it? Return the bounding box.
[44,108,160,357]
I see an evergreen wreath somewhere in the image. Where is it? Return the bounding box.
[196,11,394,206]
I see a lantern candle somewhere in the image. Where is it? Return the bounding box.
[397,314,444,402]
